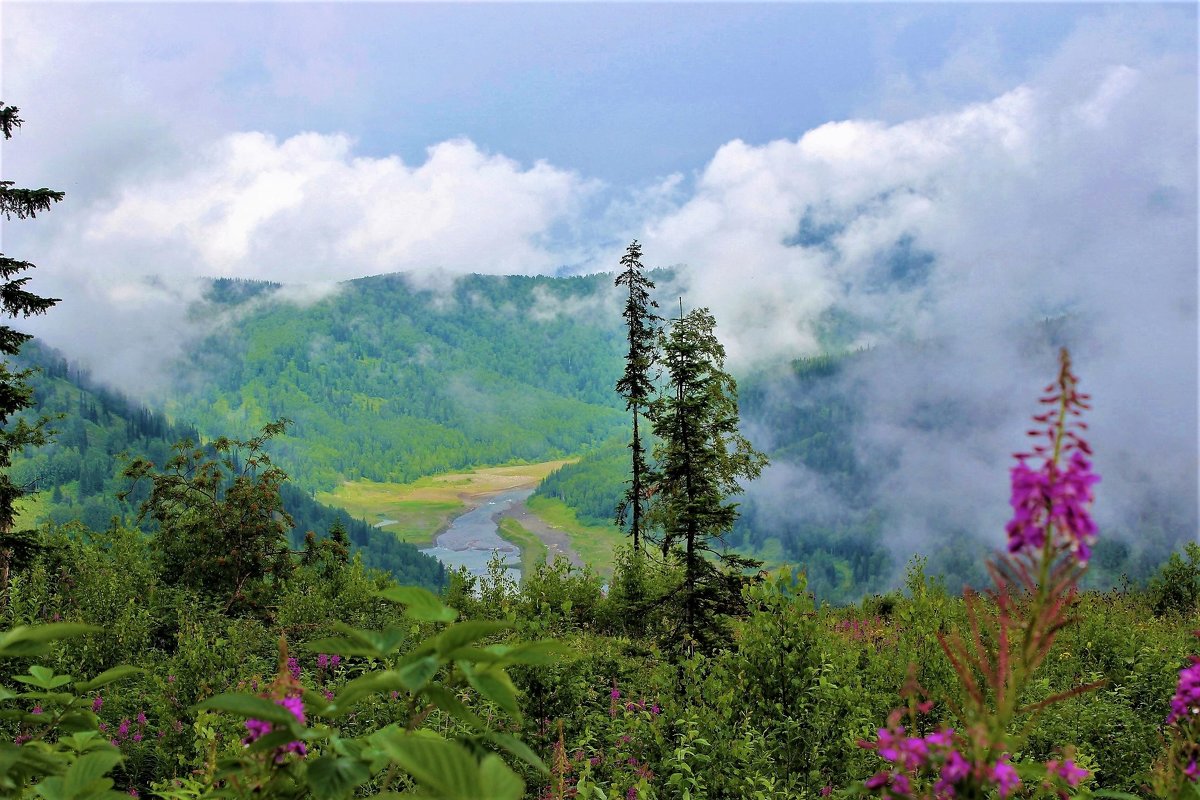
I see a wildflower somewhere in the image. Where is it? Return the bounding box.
[590,756,602,767]
[287,657,301,680]
[935,749,971,794]
[820,787,833,797]
[167,675,175,683]
[118,719,131,737]
[30,705,42,715]
[92,695,103,713]
[242,718,272,744]
[132,733,143,743]
[991,756,1020,798]
[136,711,147,725]
[317,654,329,670]
[173,719,183,733]
[1048,759,1089,787]
[279,695,305,725]
[610,688,621,700]
[650,704,660,715]
[1186,759,1198,783]
[1006,350,1099,564]
[1168,656,1200,725]
[129,790,138,798]
[626,787,637,800]
[98,722,108,731]
[330,655,341,667]
[14,735,30,745]
[876,726,928,771]
[324,690,334,701]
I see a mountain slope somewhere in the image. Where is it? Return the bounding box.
[9,342,445,589]
[168,274,628,489]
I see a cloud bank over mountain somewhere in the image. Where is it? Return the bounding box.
[4,5,1194,556]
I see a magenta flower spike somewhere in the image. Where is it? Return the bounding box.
[1005,349,1099,566]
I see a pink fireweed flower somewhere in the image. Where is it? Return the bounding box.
[1185,759,1198,783]
[31,705,42,715]
[1168,656,1200,725]
[1006,349,1099,565]
[136,712,147,725]
[935,749,971,794]
[287,657,301,680]
[92,695,103,713]
[317,654,329,670]
[1048,759,1089,787]
[990,757,1020,798]
[875,726,928,771]
[242,718,272,744]
[242,696,307,757]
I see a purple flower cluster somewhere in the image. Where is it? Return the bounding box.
[1006,451,1099,563]
[242,695,307,761]
[863,722,1088,798]
[1006,350,1099,564]
[1168,655,1200,726]
[315,653,341,670]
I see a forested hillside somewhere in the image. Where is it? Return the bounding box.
[166,274,630,490]
[536,349,1190,601]
[8,343,445,590]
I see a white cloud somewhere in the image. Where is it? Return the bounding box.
[80,132,593,282]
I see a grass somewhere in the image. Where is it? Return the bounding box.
[525,496,625,575]
[497,517,549,575]
[12,490,52,530]
[317,460,576,546]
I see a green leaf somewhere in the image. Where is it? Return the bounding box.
[326,672,410,714]
[305,755,370,800]
[309,623,410,659]
[0,625,98,658]
[396,655,440,693]
[196,694,299,726]
[74,666,141,693]
[33,775,66,800]
[369,729,479,797]
[433,621,509,659]
[64,750,122,798]
[57,712,99,734]
[475,640,564,666]
[460,663,520,718]
[16,666,72,690]
[421,685,487,732]
[377,587,458,623]
[477,753,524,800]
[484,731,546,774]
[299,637,382,659]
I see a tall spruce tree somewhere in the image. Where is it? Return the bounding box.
[651,302,767,654]
[614,240,659,551]
[0,104,62,541]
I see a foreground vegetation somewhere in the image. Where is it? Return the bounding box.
[0,525,1196,798]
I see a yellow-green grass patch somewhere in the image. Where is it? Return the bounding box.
[497,518,548,575]
[524,496,624,576]
[12,491,51,530]
[317,460,577,546]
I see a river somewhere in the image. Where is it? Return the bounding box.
[419,488,530,582]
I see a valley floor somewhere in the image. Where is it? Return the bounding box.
[317,460,589,572]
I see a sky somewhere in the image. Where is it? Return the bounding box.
[1,2,1197,552]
